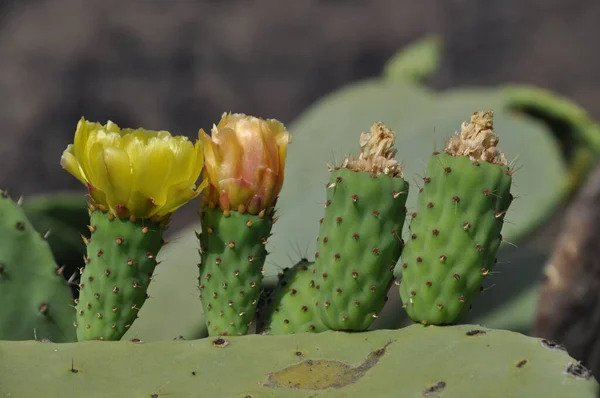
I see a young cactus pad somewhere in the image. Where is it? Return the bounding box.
[0,324,596,397]
[315,122,409,331]
[197,112,291,336]
[0,190,76,342]
[198,208,273,336]
[259,259,328,335]
[75,209,164,341]
[399,111,513,325]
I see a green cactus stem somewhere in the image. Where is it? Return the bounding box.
[399,110,514,325]
[75,207,165,341]
[314,122,409,331]
[198,207,273,336]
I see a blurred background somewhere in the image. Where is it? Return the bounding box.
[2,0,600,379]
[2,0,599,200]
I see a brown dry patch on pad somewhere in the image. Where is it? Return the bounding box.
[262,341,394,390]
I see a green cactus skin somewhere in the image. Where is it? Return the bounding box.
[0,325,596,397]
[399,150,513,326]
[259,259,328,335]
[315,167,409,331]
[198,208,273,336]
[0,189,76,342]
[75,210,164,341]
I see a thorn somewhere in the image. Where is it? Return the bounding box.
[17,195,23,206]
[81,234,90,245]
[43,230,51,240]
[67,272,78,285]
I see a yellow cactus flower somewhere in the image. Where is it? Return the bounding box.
[60,118,207,222]
[200,112,291,215]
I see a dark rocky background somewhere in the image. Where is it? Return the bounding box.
[2,0,598,199]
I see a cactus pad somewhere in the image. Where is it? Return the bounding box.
[76,210,164,341]
[0,190,76,342]
[259,259,327,335]
[0,324,596,397]
[399,111,513,325]
[198,208,273,336]
[315,123,409,331]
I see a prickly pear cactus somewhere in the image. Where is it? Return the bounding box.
[259,259,327,335]
[198,208,273,336]
[0,189,76,342]
[0,324,596,397]
[197,112,291,337]
[314,122,409,331]
[75,208,165,341]
[399,111,513,325]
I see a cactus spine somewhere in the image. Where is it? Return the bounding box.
[399,111,514,325]
[314,122,409,331]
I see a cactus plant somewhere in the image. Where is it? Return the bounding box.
[197,112,291,336]
[399,111,514,325]
[3,35,600,397]
[314,122,409,331]
[60,118,206,341]
[0,189,76,342]
[258,258,327,335]
[113,38,600,340]
[0,324,596,397]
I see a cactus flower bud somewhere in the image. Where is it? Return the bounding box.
[60,118,207,222]
[200,112,291,215]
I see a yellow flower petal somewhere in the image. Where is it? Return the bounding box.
[101,146,133,209]
[87,141,112,198]
[60,146,88,185]
[61,118,206,222]
[133,139,174,208]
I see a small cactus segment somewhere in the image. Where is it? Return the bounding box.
[198,208,272,336]
[315,122,409,331]
[259,259,328,335]
[76,209,164,341]
[399,111,513,325]
[0,190,76,342]
[197,112,290,336]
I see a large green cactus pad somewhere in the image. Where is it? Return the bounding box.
[0,190,76,342]
[0,324,596,397]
